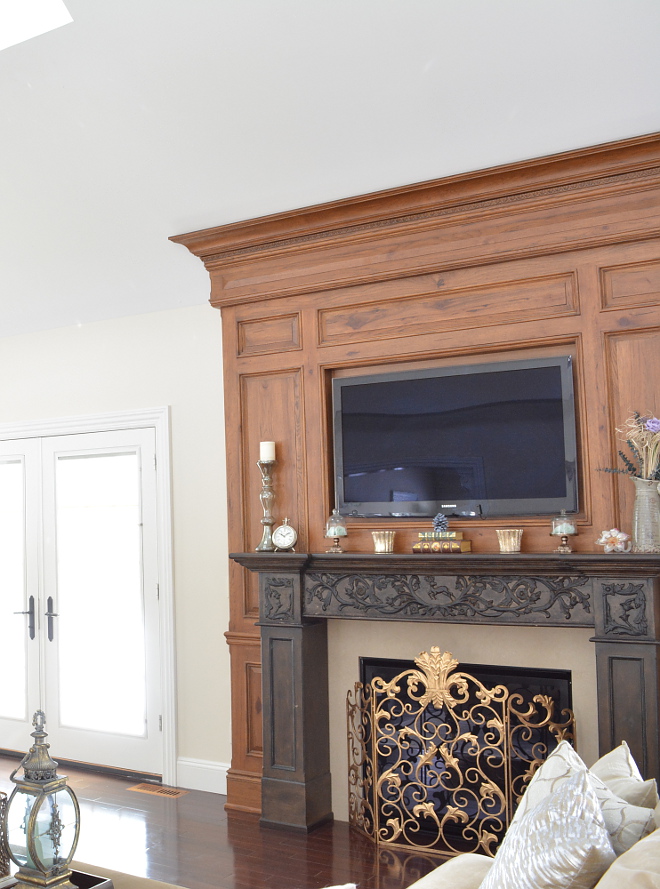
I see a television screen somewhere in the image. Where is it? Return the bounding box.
[332,356,578,518]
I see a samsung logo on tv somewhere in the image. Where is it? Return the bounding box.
[441,504,457,509]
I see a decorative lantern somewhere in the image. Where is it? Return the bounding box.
[0,792,11,888]
[3,711,80,889]
[550,509,578,553]
[324,508,348,553]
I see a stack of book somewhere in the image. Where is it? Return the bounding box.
[412,530,471,553]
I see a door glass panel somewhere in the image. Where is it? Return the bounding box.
[55,452,146,736]
[0,459,27,719]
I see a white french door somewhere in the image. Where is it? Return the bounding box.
[0,428,163,775]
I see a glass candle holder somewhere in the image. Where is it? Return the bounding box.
[371,530,395,553]
[496,529,523,553]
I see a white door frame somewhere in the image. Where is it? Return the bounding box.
[0,407,176,785]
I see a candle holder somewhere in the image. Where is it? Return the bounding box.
[255,460,276,552]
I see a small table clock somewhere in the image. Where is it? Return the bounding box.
[272,517,298,551]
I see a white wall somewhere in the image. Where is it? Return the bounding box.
[0,303,231,789]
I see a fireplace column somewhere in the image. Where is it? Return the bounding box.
[256,554,332,830]
[592,575,660,779]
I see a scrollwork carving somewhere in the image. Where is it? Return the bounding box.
[602,582,648,636]
[305,572,592,626]
[263,576,295,623]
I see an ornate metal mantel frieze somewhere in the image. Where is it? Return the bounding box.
[305,571,593,626]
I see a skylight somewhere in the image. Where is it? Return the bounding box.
[0,0,72,52]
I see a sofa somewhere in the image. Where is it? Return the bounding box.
[406,740,660,889]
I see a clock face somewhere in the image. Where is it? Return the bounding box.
[273,521,297,550]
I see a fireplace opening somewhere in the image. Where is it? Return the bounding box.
[347,648,575,857]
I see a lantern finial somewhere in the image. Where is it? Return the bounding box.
[18,710,59,782]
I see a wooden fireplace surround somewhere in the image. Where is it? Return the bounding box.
[233,550,659,830]
[171,133,660,820]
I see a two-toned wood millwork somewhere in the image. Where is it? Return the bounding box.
[233,551,660,828]
[172,132,660,816]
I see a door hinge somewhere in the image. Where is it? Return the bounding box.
[159,715,163,732]
[156,583,160,600]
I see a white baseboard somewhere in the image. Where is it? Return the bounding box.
[176,757,229,795]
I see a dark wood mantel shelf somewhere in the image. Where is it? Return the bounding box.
[231,550,660,576]
[231,551,660,830]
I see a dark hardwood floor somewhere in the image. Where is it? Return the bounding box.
[0,758,439,889]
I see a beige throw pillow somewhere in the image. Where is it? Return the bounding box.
[588,772,656,855]
[510,739,585,827]
[594,827,660,888]
[590,741,659,809]
[478,770,616,889]
[591,741,643,781]
[511,740,655,855]
[404,853,493,889]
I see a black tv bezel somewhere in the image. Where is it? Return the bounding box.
[331,355,578,519]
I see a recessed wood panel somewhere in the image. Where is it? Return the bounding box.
[601,259,660,310]
[227,635,263,772]
[318,273,577,346]
[238,313,301,356]
[606,329,660,529]
[599,652,647,773]
[268,637,296,770]
[239,369,307,616]
[246,661,263,756]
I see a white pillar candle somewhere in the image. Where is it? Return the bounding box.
[260,441,276,462]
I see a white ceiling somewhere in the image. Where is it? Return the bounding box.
[2,0,660,338]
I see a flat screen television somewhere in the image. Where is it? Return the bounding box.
[332,356,578,518]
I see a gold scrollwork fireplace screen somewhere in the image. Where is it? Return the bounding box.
[347,647,575,858]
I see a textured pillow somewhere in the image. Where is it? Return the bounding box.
[510,739,585,826]
[591,741,660,809]
[604,776,659,808]
[591,741,643,782]
[404,853,493,889]
[588,771,656,855]
[510,740,654,855]
[593,827,660,888]
[478,770,616,889]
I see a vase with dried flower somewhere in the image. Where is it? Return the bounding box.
[602,412,660,553]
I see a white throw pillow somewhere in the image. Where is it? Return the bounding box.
[510,739,584,827]
[590,742,659,808]
[603,776,659,808]
[510,740,654,855]
[478,770,616,889]
[588,771,656,855]
[591,741,643,782]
